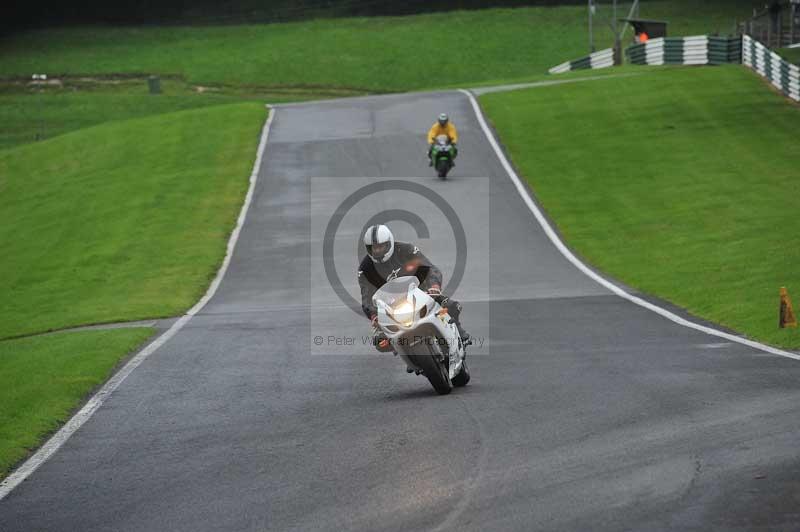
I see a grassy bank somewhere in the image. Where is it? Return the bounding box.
[481,66,800,349]
[0,2,758,92]
[0,328,153,478]
[778,47,800,66]
[0,102,266,339]
[0,79,354,152]
[0,80,246,151]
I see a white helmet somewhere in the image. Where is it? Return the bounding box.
[364,224,395,263]
[438,113,449,126]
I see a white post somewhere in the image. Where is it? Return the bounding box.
[31,74,47,141]
[613,0,622,65]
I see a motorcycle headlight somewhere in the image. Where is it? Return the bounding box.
[392,301,415,327]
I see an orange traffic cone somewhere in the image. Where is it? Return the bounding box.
[779,287,797,328]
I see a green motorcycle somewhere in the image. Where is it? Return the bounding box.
[431,134,456,180]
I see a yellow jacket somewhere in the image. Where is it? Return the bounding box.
[427,122,458,144]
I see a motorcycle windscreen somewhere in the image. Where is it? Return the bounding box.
[373,276,418,309]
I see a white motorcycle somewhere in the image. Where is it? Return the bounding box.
[373,276,470,395]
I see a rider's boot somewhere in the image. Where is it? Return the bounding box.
[457,325,472,346]
[452,312,471,345]
[372,331,393,353]
[442,298,471,345]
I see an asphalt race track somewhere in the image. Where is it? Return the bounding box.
[2,91,800,531]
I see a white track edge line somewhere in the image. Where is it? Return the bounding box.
[458,88,800,362]
[0,105,276,501]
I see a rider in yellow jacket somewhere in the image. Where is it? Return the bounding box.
[427,113,458,166]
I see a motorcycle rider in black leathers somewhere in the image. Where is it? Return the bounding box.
[358,224,470,352]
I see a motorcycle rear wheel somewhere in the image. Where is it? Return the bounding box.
[452,359,470,387]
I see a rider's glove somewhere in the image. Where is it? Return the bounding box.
[428,285,448,307]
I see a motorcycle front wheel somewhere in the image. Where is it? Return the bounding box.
[435,158,450,180]
[410,342,452,395]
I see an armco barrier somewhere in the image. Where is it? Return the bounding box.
[625,36,742,66]
[743,34,800,102]
[549,48,614,74]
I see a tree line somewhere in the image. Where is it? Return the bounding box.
[5,0,593,33]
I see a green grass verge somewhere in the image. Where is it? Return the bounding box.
[480,65,800,349]
[777,47,800,66]
[0,79,353,152]
[435,65,648,91]
[0,80,248,151]
[0,2,758,92]
[0,102,266,339]
[0,328,153,479]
